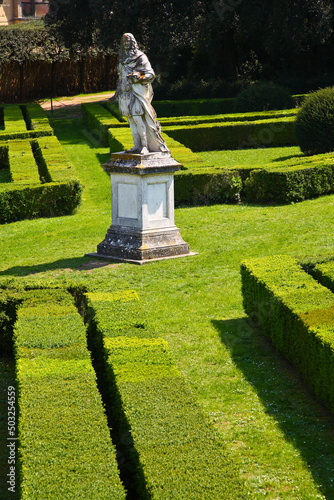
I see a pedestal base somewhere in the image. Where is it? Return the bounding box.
[88,151,193,264]
[91,225,191,264]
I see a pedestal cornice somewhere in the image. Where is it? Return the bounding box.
[102,151,182,175]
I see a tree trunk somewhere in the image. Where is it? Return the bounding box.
[104,54,111,89]
[51,61,57,98]
[79,57,85,94]
[19,63,24,102]
[220,30,239,81]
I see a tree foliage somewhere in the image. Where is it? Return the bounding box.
[191,0,333,80]
[46,0,99,57]
[0,0,332,85]
[0,22,69,66]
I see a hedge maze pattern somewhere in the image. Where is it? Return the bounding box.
[241,255,334,415]
[0,280,249,499]
[0,104,81,223]
[82,99,334,204]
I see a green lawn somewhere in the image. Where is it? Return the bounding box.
[1,110,334,499]
[198,145,303,168]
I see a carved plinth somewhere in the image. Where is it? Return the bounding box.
[96,226,190,263]
[87,152,192,264]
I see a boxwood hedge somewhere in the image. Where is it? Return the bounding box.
[13,288,126,500]
[164,117,296,151]
[0,136,82,223]
[241,255,334,414]
[0,104,53,141]
[244,151,334,203]
[83,289,250,499]
[82,99,334,206]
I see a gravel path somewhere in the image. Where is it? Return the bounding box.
[39,92,115,117]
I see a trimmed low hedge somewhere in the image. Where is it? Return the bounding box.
[0,136,82,223]
[8,140,41,185]
[0,104,53,141]
[164,117,296,151]
[13,288,126,500]
[153,98,237,117]
[108,124,204,170]
[21,103,54,137]
[32,136,79,183]
[144,95,302,118]
[84,101,334,206]
[310,260,334,294]
[241,255,334,414]
[85,102,297,141]
[0,180,82,223]
[159,108,298,127]
[175,167,242,205]
[82,103,127,146]
[0,289,21,353]
[106,96,304,120]
[83,289,249,499]
[243,152,334,203]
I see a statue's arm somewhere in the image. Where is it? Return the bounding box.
[128,55,155,84]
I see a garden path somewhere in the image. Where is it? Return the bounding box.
[39,92,115,118]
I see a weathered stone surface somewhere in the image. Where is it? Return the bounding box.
[110,33,169,155]
[103,151,181,175]
[88,93,192,263]
[94,225,190,262]
[90,150,192,263]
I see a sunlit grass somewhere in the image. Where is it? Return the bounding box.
[0,111,334,498]
[198,146,303,168]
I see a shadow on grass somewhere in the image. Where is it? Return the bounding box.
[0,356,19,500]
[96,152,112,166]
[213,316,334,499]
[0,256,120,277]
[271,153,304,162]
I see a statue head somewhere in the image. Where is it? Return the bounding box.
[121,33,138,51]
[119,33,140,63]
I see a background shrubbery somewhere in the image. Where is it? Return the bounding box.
[234,82,295,113]
[296,87,334,155]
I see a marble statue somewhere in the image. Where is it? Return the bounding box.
[110,33,169,155]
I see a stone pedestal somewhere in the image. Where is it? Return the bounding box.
[88,151,191,264]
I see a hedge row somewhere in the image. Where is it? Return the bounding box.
[83,101,334,205]
[107,120,204,169]
[159,108,298,127]
[22,103,54,137]
[105,100,297,125]
[0,104,53,141]
[0,136,82,223]
[152,95,304,118]
[82,103,127,146]
[0,289,21,353]
[13,288,126,500]
[153,98,237,116]
[86,102,297,144]
[175,167,242,205]
[83,289,249,499]
[241,255,334,415]
[310,260,334,294]
[164,117,296,151]
[7,140,40,185]
[0,180,82,223]
[244,151,334,203]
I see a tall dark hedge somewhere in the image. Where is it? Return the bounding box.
[234,82,295,112]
